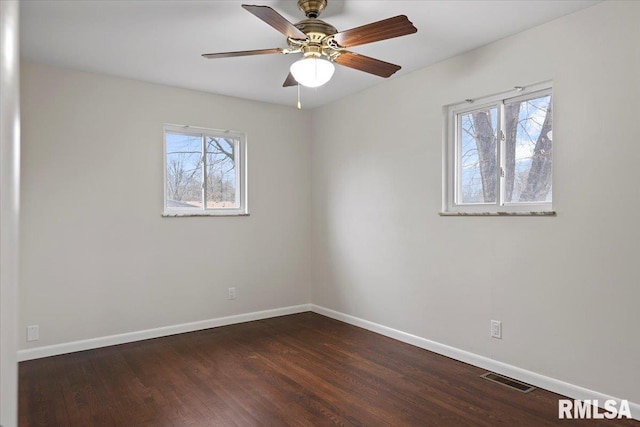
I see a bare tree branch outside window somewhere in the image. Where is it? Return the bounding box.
[165,133,238,209]
[458,94,552,205]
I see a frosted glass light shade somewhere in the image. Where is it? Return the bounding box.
[290,57,335,88]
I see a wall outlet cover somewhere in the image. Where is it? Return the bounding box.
[490,320,502,339]
[27,325,39,342]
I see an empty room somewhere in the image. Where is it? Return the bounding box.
[1,0,639,425]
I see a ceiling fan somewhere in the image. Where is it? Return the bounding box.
[202,0,417,89]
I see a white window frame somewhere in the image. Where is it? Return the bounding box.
[442,82,554,215]
[163,124,248,217]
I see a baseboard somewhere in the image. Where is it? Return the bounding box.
[310,304,640,421]
[17,304,311,362]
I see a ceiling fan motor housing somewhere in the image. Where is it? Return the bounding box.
[294,19,337,40]
[290,18,338,59]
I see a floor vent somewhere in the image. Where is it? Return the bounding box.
[480,372,536,393]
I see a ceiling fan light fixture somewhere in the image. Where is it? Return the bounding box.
[290,57,335,88]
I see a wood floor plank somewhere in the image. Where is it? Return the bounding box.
[19,313,640,426]
[19,358,72,426]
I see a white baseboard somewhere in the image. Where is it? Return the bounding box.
[310,304,640,421]
[18,304,311,362]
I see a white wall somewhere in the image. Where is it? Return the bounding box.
[1,1,20,425]
[20,62,311,348]
[311,0,640,405]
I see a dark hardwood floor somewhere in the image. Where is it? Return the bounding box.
[19,312,638,426]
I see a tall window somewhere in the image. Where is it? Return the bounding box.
[163,125,247,216]
[444,84,553,214]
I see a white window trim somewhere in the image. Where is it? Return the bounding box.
[162,124,248,217]
[442,82,555,216]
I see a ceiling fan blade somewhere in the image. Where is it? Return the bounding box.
[332,15,417,48]
[202,48,284,59]
[334,51,401,78]
[283,72,297,87]
[242,5,308,40]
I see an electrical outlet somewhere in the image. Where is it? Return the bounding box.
[490,320,502,339]
[228,287,236,300]
[27,325,39,342]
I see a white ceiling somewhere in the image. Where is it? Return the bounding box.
[20,0,599,109]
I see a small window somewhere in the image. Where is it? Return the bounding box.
[444,84,553,214]
[163,124,247,216]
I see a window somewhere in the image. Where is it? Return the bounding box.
[443,83,553,214]
[163,124,247,216]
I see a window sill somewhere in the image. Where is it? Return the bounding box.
[439,211,556,217]
[162,212,250,218]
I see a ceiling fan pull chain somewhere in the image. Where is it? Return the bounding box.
[297,83,302,110]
